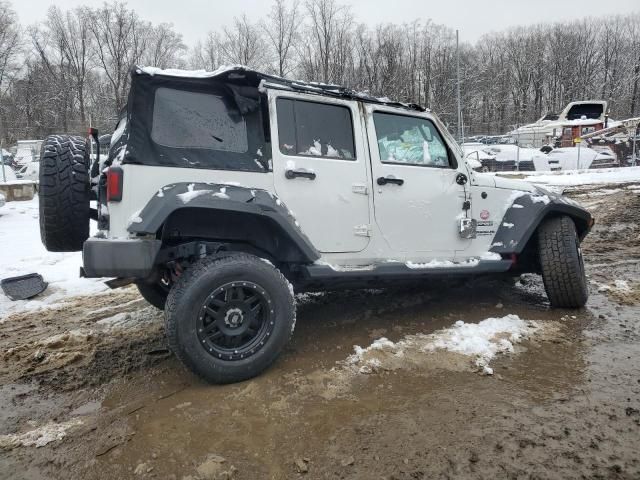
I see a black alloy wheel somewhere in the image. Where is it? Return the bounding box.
[197,281,275,361]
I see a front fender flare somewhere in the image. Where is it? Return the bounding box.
[490,191,593,254]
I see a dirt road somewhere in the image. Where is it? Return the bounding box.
[1,184,639,479]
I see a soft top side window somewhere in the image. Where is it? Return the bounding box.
[152,87,248,153]
[276,97,356,160]
[372,112,452,168]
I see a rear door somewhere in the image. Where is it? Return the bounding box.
[366,106,471,258]
[269,91,370,253]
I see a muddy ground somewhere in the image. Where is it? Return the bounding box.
[1,184,639,480]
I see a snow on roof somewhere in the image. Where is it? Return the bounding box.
[136,64,247,78]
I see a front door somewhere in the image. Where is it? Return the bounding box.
[269,91,371,253]
[366,106,470,259]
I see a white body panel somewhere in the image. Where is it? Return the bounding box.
[108,165,274,238]
[268,91,371,253]
[364,104,469,260]
[104,89,537,268]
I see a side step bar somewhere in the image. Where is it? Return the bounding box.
[297,260,513,290]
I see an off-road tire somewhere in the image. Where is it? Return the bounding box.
[538,216,588,308]
[39,135,90,252]
[136,280,169,310]
[165,254,296,384]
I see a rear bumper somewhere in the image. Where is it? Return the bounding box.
[82,238,161,278]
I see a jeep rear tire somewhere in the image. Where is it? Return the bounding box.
[165,254,296,384]
[136,280,170,310]
[39,135,90,252]
[538,215,588,308]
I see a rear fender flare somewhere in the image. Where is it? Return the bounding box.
[128,182,320,263]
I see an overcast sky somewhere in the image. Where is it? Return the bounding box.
[13,0,640,47]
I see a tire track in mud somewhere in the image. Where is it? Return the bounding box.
[0,287,168,391]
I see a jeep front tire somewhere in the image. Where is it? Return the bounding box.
[165,254,296,383]
[538,215,588,308]
[39,135,91,252]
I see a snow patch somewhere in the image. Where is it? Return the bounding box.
[110,118,127,147]
[514,166,640,187]
[137,64,246,78]
[346,315,541,375]
[0,419,83,449]
[96,307,160,331]
[406,258,479,269]
[177,184,208,203]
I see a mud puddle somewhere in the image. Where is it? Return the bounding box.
[1,187,640,479]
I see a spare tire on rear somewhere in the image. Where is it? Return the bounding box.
[39,135,91,252]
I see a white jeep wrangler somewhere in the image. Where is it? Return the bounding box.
[39,66,593,383]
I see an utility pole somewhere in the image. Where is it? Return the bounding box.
[633,121,639,167]
[1,141,5,183]
[515,126,520,171]
[456,30,463,144]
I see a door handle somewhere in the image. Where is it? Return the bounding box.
[377,176,404,186]
[285,168,316,180]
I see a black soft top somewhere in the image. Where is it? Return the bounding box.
[110,65,426,173]
[134,65,426,112]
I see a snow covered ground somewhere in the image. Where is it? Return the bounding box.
[500,166,640,188]
[0,196,108,318]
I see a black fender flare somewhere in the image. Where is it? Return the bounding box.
[128,182,320,263]
[489,190,593,255]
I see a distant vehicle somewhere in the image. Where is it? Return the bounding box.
[14,140,43,168]
[509,101,608,148]
[0,192,5,208]
[0,164,18,182]
[15,161,40,182]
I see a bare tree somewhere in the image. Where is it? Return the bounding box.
[88,2,150,113]
[143,22,186,69]
[303,0,352,83]
[46,6,93,124]
[189,32,222,70]
[5,0,640,143]
[262,0,300,77]
[0,1,20,91]
[220,15,266,69]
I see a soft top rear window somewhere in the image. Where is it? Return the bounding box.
[151,88,248,152]
[118,72,271,173]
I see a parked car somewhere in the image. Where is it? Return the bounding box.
[38,66,593,384]
[15,161,40,181]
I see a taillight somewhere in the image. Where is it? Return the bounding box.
[106,167,123,202]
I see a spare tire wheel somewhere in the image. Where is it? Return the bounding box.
[39,135,91,252]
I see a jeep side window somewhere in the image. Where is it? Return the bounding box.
[372,112,451,167]
[151,87,248,153]
[276,98,356,160]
